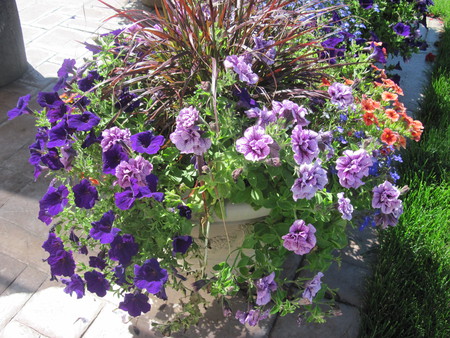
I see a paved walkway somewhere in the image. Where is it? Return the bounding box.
[0,1,443,337]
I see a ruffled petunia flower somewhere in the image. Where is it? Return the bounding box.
[134,258,168,295]
[90,210,121,244]
[335,149,372,189]
[84,270,110,297]
[72,179,99,209]
[236,126,274,161]
[291,125,319,165]
[302,272,324,303]
[255,272,278,306]
[170,126,212,155]
[67,111,100,132]
[282,220,317,255]
[176,106,199,129]
[328,82,354,110]
[337,192,354,221]
[224,55,258,85]
[61,274,85,299]
[108,234,139,266]
[253,35,276,65]
[235,309,270,326]
[372,181,402,214]
[7,94,32,120]
[38,185,69,225]
[130,131,165,155]
[115,156,153,188]
[172,236,193,255]
[245,106,276,127]
[291,162,328,200]
[119,292,151,317]
[272,100,310,126]
[101,127,131,152]
[115,175,164,210]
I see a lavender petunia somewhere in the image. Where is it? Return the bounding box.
[47,250,76,277]
[38,185,69,225]
[84,270,110,297]
[7,94,31,120]
[291,125,319,165]
[115,156,153,188]
[272,100,310,126]
[337,192,354,221]
[235,309,270,326]
[224,55,259,85]
[253,35,276,65]
[73,179,98,209]
[67,111,100,132]
[328,83,354,110]
[372,181,402,214]
[90,210,121,244]
[134,258,168,295]
[255,272,278,306]
[176,106,199,129]
[60,145,77,171]
[170,126,211,155]
[130,131,165,154]
[282,220,317,255]
[336,149,372,189]
[102,143,129,175]
[374,205,403,229]
[302,272,324,303]
[109,234,139,266]
[245,106,276,127]
[101,127,131,152]
[172,236,193,255]
[291,162,328,200]
[236,126,274,161]
[61,274,85,299]
[119,293,151,317]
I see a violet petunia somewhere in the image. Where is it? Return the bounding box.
[41,149,64,171]
[61,274,85,299]
[42,232,64,256]
[282,220,316,255]
[38,185,69,225]
[90,210,121,244]
[108,234,139,266]
[130,131,165,154]
[374,205,403,229]
[119,293,151,317]
[336,149,372,189]
[47,249,76,277]
[372,181,402,214]
[177,204,192,219]
[7,94,31,120]
[172,236,193,255]
[272,100,310,126]
[102,143,129,175]
[245,106,276,127]
[46,101,70,123]
[235,309,270,326]
[393,23,411,37]
[47,120,72,148]
[77,70,102,92]
[37,91,62,108]
[60,145,77,171]
[73,179,99,209]
[134,258,168,295]
[67,111,100,132]
[57,58,76,78]
[89,255,107,270]
[84,270,110,297]
[115,88,141,113]
[291,162,328,200]
[302,272,324,303]
[236,126,274,162]
[255,272,278,306]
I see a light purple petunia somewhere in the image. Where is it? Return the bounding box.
[374,204,403,229]
[337,192,353,221]
[245,106,276,127]
[291,125,319,165]
[291,162,328,200]
[224,55,259,85]
[302,272,324,303]
[115,155,153,188]
[272,100,310,126]
[235,309,270,326]
[253,35,276,65]
[255,272,278,306]
[281,220,316,255]
[335,149,372,189]
[101,127,131,152]
[176,106,199,129]
[236,126,274,161]
[328,82,354,110]
[170,125,211,155]
[371,181,402,214]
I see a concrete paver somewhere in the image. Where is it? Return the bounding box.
[1,320,48,338]
[0,252,26,295]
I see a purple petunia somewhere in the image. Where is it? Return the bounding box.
[47,120,72,148]
[337,192,354,221]
[84,270,110,297]
[41,148,64,171]
[67,111,100,132]
[90,210,121,244]
[61,274,85,299]
[253,35,276,65]
[281,220,317,255]
[115,156,153,188]
[372,181,402,214]
[89,255,107,270]
[328,83,354,110]
[108,234,139,266]
[335,149,372,189]
[393,22,411,37]
[7,94,31,120]
[177,204,192,219]
[119,292,151,317]
[291,125,319,165]
[255,272,278,306]
[235,309,270,326]
[101,127,131,152]
[172,236,193,255]
[369,42,387,64]
[37,91,61,108]
[47,250,76,277]
[224,55,259,85]
[60,145,77,171]
[102,143,129,175]
[272,100,310,126]
[236,126,274,161]
[38,185,69,225]
[115,88,141,113]
[115,175,164,210]
[134,258,168,295]
[302,272,324,303]
[359,0,373,9]
[42,233,64,256]
[169,125,211,155]
[130,131,165,154]
[291,162,328,200]
[374,205,403,229]
[77,70,102,92]
[72,179,99,209]
[57,58,76,79]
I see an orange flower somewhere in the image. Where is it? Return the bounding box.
[385,109,399,122]
[382,79,404,95]
[381,128,397,145]
[363,112,379,126]
[371,64,382,71]
[410,120,424,141]
[343,77,354,85]
[320,77,331,87]
[361,98,381,112]
[401,114,414,126]
[89,178,100,185]
[397,135,407,149]
[393,100,406,113]
[382,91,398,101]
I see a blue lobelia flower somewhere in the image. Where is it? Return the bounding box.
[172,236,193,255]
[72,179,99,209]
[47,250,76,277]
[134,258,168,295]
[90,210,121,244]
[130,131,165,155]
[61,274,85,299]
[119,292,151,317]
[38,185,69,225]
[108,234,139,266]
[84,270,110,297]
[67,111,100,132]
[7,94,31,120]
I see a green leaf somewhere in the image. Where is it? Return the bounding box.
[250,188,263,202]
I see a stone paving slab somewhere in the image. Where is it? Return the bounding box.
[1,320,48,338]
[0,252,26,295]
